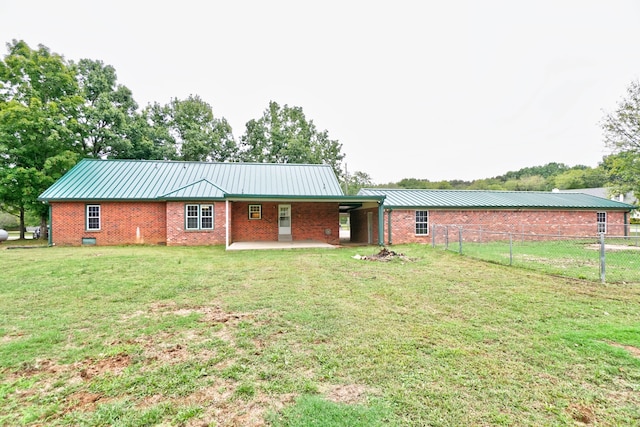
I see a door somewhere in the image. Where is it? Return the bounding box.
[279,204,291,236]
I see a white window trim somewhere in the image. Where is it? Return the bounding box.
[415,210,429,235]
[249,204,262,220]
[597,211,607,234]
[86,204,101,231]
[185,204,214,230]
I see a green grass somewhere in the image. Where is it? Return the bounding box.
[443,238,640,283]
[1,244,639,426]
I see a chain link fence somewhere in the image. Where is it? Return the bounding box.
[431,224,640,283]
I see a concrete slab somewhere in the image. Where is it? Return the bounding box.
[227,241,337,251]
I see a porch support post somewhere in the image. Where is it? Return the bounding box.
[378,201,384,246]
[225,199,229,250]
[387,209,393,245]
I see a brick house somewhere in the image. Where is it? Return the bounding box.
[355,188,637,245]
[38,159,384,247]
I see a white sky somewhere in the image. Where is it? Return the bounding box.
[2,1,640,183]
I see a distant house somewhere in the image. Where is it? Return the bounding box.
[555,188,639,219]
[38,159,383,247]
[356,188,637,245]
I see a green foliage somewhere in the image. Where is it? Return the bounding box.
[0,210,19,229]
[0,40,82,231]
[343,170,374,195]
[601,79,640,154]
[380,163,609,191]
[239,101,345,178]
[600,79,640,200]
[75,58,138,158]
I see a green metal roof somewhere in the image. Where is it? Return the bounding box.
[358,188,637,210]
[39,159,345,201]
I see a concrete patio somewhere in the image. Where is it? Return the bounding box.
[226,241,338,250]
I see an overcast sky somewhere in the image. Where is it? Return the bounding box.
[2,1,640,183]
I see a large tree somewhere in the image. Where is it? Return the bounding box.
[0,40,82,238]
[75,58,138,158]
[144,95,237,162]
[601,79,640,198]
[239,101,345,177]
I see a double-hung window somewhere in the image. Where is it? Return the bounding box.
[415,210,429,235]
[86,205,101,231]
[186,204,214,230]
[249,204,262,219]
[597,212,607,234]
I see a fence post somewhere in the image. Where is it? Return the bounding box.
[599,232,606,284]
[509,233,513,266]
[445,226,449,250]
[432,224,436,248]
[458,227,463,255]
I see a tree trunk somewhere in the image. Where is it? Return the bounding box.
[19,207,25,240]
[40,215,48,240]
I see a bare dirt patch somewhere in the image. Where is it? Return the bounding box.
[78,354,132,380]
[586,244,640,251]
[567,403,596,425]
[322,383,375,405]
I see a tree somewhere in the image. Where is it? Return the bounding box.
[601,79,640,199]
[75,58,138,158]
[601,152,640,198]
[0,40,82,238]
[344,170,374,195]
[239,101,344,177]
[143,95,237,162]
[602,79,640,153]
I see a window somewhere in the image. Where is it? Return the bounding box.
[597,212,606,233]
[86,205,101,231]
[415,210,429,235]
[185,204,214,230]
[249,204,262,219]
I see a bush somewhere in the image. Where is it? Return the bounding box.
[0,211,19,230]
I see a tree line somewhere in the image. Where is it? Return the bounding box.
[0,40,345,237]
[1,39,639,238]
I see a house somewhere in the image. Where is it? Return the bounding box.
[38,159,384,247]
[356,188,637,245]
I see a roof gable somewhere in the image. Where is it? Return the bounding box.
[358,188,637,210]
[39,159,344,201]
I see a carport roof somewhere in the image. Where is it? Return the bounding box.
[39,159,347,201]
[358,188,637,210]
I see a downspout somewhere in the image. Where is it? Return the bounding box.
[378,201,384,246]
[624,211,629,237]
[387,209,393,245]
[225,200,229,250]
[48,203,52,246]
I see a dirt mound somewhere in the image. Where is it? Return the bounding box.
[352,247,414,262]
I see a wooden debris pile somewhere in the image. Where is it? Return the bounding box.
[352,247,413,262]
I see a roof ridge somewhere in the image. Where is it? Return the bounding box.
[159,178,228,198]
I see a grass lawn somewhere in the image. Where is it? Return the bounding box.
[455,238,640,283]
[1,244,639,426]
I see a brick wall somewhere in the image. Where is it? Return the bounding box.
[350,207,379,244]
[165,201,227,246]
[231,201,340,244]
[381,209,630,245]
[50,202,167,246]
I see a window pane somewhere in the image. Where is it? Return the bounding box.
[87,205,100,230]
[187,217,199,229]
[186,205,198,229]
[201,205,213,229]
[415,210,428,235]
